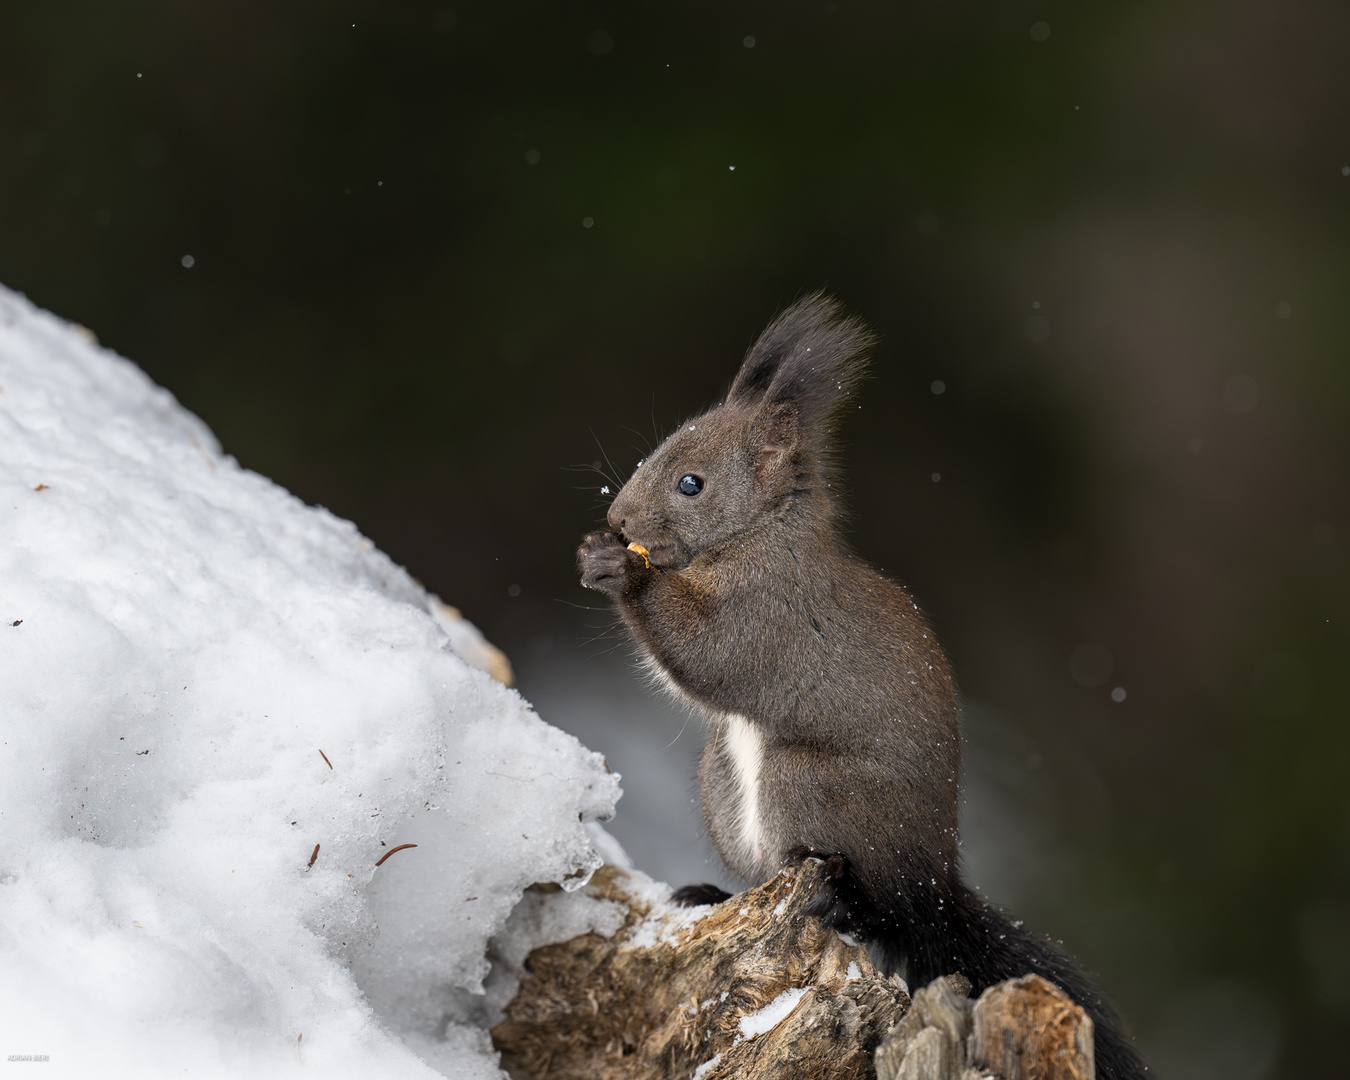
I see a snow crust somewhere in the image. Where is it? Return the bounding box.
[0,287,621,1078]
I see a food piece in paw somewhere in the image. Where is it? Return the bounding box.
[626,542,652,568]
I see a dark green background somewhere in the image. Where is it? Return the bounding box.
[4,2,1348,1075]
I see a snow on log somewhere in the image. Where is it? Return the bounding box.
[0,286,620,1078]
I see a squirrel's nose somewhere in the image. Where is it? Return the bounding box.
[607,506,625,533]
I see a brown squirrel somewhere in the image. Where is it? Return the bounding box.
[577,294,1147,1079]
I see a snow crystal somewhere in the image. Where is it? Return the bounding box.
[737,986,810,1039]
[0,286,621,1078]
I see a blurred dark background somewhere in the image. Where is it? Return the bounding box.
[3,1,1348,1075]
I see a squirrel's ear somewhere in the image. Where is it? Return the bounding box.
[753,402,798,484]
[727,292,874,443]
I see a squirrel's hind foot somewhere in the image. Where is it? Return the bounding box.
[670,883,733,907]
[798,853,856,928]
[789,851,884,944]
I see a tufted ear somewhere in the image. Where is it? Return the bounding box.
[727,292,874,446]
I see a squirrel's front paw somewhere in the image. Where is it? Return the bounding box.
[577,530,641,594]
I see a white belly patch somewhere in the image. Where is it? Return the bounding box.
[638,655,768,868]
[723,714,766,865]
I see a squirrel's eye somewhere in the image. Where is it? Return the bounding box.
[677,474,704,496]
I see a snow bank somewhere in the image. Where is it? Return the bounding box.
[0,287,621,1078]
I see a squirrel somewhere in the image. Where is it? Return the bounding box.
[576,293,1147,1080]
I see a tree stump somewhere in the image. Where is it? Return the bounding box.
[490,861,1096,1080]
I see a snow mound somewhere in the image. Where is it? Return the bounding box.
[0,287,621,1078]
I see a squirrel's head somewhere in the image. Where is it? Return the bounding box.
[607,293,874,568]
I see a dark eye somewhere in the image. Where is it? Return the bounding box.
[677,474,704,496]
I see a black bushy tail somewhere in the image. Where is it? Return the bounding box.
[899,881,1148,1080]
[807,860,1149,1080]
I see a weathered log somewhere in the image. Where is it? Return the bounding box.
[490,861,1095,1080]
[874,978,973,1080]
[967,976,1094,1080]
[873,974,1094,1080]
[491,860,910,1079]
